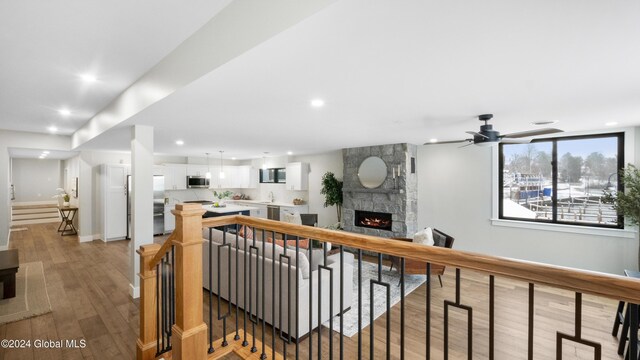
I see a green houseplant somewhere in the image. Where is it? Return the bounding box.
[603,164,640,269]
[320,172,343,224]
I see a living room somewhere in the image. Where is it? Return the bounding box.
[1,1,640,359]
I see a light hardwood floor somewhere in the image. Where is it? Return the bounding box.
[0,223,626,359]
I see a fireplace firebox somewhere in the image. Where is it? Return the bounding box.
[354,210,392,231]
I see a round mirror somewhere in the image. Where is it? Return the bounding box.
[358,156,388,189]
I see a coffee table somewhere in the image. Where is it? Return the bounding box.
[0,249,19,299]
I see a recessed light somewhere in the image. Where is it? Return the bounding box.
[606,121,618,126]
[429,138,438,143]
[42,151,50,154]
[175,140,184,146]
[80,73,97,83]
[531,120,559,126]
[287,151,293,155]
[310,99,325,108]
[58,108,71,116]
[38,156,45,159]
[48,126,58,133]
[231,157,237,160]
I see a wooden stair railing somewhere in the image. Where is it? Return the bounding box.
[137,203,207,360]
[139,206,640,360]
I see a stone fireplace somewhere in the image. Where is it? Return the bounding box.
[342,143,418,239]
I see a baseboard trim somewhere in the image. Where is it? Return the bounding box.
[11,200,57,206]
[78,235,93,243]
[129,284,140,299]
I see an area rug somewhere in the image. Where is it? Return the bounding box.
[323,260,426,337]
[0,261,52,325]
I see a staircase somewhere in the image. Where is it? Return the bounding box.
[11,203,60,226]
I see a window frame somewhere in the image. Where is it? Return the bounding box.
[498,132,625,229]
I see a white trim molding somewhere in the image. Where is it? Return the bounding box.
[491,218,636,238]
[11,200,57,206]
[129,284,140,299]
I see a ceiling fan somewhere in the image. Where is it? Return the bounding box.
[425,114,563,147]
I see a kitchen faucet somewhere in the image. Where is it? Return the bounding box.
[268,191,274,202]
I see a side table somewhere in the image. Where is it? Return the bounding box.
[58,206,78,236]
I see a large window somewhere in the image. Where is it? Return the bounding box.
[499,133,624,228]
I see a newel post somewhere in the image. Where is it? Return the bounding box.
[136,243,161,360]
[172,203,207,360]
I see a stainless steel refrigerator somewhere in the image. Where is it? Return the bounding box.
[126,175,165,239]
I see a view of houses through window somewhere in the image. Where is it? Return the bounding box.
[499,133,623,227]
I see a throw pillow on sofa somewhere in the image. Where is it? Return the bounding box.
[414,227,434,246]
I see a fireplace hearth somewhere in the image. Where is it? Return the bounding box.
[354,210,392,231]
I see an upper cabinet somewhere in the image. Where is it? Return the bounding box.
[187,165,209,177]
[165,164,187,190]
[285,162,309,191]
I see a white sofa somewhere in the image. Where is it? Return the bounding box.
[202,228,354,339]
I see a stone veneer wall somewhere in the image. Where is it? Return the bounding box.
[342,143,418,239]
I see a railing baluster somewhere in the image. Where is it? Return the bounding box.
[243,228,249,347]
[339,245,344,360]
[444,268,472,360]
[208,228,214,354]
[309,234,314,360]
[235,228,240,341]
[489,275,495,360]
[156,263,160,357]
[556,292,602,359]
[317,241,334,360]
[261,228,266,359]
[370,252,391,360]
[357,249,362,360]
[271,230,276,360]
[528,283,534,360]
[296,236,300,360]
[400,258,405,360]
[630,304,639,360]
[426,262,431,360]
[161,257,166,351]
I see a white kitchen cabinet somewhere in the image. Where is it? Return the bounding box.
[101,164,128,241]
[187,165,209,177]
[236,165,257,188]
[164,206,175,233]
[280,205,310,220]
[253,204,267,219]
[165,164,187,190]
[285,162,309,190]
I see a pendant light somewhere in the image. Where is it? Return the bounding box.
[205,153,211,179]
[262,152,269,170]
[219,151,225,179]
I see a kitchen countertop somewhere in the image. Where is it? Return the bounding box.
[229,199,307,207]
[203,204,259,214]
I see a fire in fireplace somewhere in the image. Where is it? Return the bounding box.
[354,210,392,231]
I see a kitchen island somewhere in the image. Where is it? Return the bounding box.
[202,204,259,218]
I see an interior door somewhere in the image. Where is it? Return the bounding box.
[106,165,127,239]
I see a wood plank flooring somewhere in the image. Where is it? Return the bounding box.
[0,223,626,359]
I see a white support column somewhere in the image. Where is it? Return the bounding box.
[0,139,10,250]
[130,125,154,298]
[77,152,94,242]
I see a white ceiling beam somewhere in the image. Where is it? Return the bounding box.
[71,0,338,149]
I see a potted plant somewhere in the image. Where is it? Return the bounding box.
[603,164,640,268]
[321,172,343,224]
[211,190,233,207]
[53,188,70,207]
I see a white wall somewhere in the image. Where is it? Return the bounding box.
[417,128,638,275]
[292,150,343,227]
[0,130,71,248]
[11,158,62,203]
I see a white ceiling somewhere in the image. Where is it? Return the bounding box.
[0,0,232,135]
[9,148,78,160]
[4,0,640,160]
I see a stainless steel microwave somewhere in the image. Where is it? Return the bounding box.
[186,176,210,188]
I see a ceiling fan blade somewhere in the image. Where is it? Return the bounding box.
[500,138,531,144]
[423,139,471,145]
[502,128,563,138]
[465,131,488,139]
